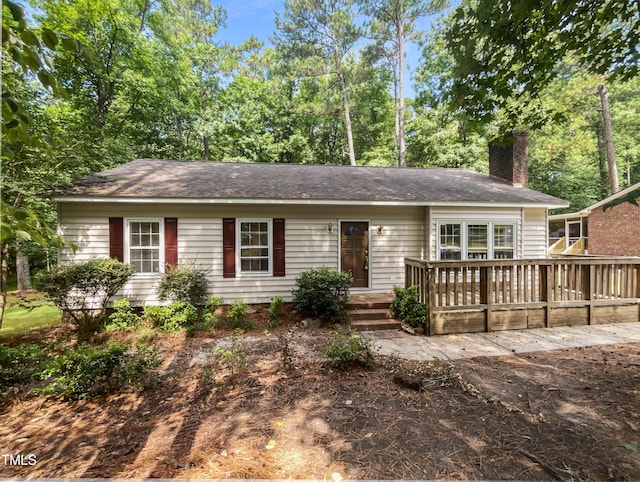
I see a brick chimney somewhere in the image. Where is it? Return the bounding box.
[489,130,529,188]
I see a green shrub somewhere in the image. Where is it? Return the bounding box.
[206,295,224,313]
[38,342,161,400]
[223,300,254,330]
[157,264,209,306]
[143,302,198,332]
[292,267,352,323]
[40,258,135,336]
[390,285,426,328]
[106,299,143,331]
[214,330,248,382]
[0,343,51,389]
[324,330,373,369]
[269,296,285,326]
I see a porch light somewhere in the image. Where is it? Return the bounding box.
[377,225,384,234]
[327,223,333,233]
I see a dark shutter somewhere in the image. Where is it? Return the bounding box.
[164,218,178,270]
[109,217,124,262]
[223,218,236,278]
[273,218,285,277]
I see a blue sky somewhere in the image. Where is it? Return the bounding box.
[213,0,447,98]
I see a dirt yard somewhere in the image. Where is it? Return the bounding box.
[1,318,639,480]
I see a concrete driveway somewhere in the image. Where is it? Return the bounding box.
[363,322,640,361]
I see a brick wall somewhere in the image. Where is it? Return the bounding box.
[588,201,640,256]
[488,130,528,187]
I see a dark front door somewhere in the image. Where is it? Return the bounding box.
[341,222,369,288]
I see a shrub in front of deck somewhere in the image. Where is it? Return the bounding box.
[292,267,352,323]
[40,259,135,336]
[390,285,426,328]
[157,264,209,307]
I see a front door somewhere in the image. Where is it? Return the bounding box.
[341,222,369,288]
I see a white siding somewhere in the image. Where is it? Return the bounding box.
[58,202,423,304]
[522,208,548,258]
[429,206,524,260]
[58,201,551,304]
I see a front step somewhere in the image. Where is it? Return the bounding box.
[351,318,402,331]
[347,301,401,331]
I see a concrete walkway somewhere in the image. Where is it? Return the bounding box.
[363,322,640,361]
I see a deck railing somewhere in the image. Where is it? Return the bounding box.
[405,257,640,336]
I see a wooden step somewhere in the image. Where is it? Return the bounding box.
[348,308,393,321]
[351,318,402,331]
[346,301,392,311]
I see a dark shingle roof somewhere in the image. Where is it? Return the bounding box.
[52,159,568,206]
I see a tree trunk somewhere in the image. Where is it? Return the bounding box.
[598,84,619,193]
[397,16,406,167]
[0,244,9,329]
[200,84,210,161]
[16,249,32,291]
[596,128,610,199]
[334,51,356,166]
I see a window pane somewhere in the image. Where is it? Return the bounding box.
[467,225,488,259]
[129,220,160,273]
[239,221,270,272]
[440,224,461,260]
[494,224,514,259]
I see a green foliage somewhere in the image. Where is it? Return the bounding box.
[269,296,285,325]
[222,300,254,330]
[39,259,135,335]
[38,342,161,400]
[214,329,248,382]
[156,264,210,306]
[0,343,51,389]
[292,267,352,323]
[206,295,224,313]
[444,0,640,126]
[324,330,373,369]
[143,301,198,332]
[106,298,142,332]
[390,285,426,328]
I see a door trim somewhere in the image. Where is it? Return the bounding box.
[338,220,371,289]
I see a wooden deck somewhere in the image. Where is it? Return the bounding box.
[405,257,640,336]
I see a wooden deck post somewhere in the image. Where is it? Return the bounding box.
[586,264,594,325]
[424,266,434,336]
[540,265,551,327]
[480,266,492,332]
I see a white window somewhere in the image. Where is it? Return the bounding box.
[438,222,516,260]
[127,219,163,273]
[238,219,271,274]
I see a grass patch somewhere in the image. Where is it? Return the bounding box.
[1,292,61,339]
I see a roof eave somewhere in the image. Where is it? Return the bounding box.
[52,196,569,209]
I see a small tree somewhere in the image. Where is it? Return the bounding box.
[40,258,134,334]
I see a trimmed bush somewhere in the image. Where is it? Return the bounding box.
[206,295,224,313]
[292,267,352,322]
[40,258,135,336]
[390,285,426,328]
[157,264,209,306]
